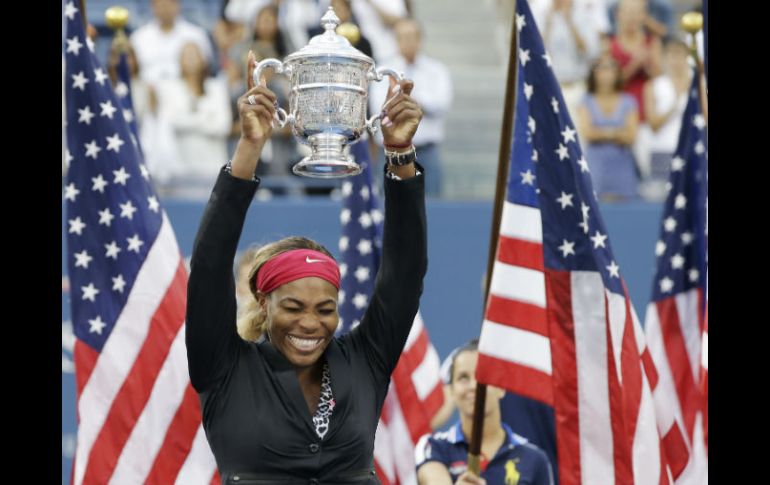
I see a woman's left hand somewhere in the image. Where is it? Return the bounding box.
[380,78,423,148]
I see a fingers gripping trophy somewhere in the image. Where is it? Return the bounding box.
[248,7,405,178]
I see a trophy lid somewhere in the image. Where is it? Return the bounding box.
[285,7,373,64]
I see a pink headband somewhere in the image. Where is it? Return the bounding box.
[256,249,340,294]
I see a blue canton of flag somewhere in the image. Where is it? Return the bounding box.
[65,7,160,352]
[649,77,707,303]
[508,5,622,291]
[336,142,384,332]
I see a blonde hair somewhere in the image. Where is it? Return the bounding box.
[236,237,335,342]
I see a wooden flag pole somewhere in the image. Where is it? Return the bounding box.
[79,0,88,25]
[681,11,708,124]
[466,4,519,476]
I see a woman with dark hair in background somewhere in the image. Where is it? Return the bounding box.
[576,56,640,201]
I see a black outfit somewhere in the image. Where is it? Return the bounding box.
[186,166,427,485]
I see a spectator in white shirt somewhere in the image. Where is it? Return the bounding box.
[348,0,408,64]
[148,42,232,184]
[636,38,692,201]
[130,0,214,86]
[370,18,453,196]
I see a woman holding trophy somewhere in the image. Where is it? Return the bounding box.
[185,7,427,483]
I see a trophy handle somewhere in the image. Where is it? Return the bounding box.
[253,58,294,128]
[366,67,405,133]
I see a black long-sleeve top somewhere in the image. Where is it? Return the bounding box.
[186,167,427,485]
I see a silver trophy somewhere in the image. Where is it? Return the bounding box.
[253,7,403,178]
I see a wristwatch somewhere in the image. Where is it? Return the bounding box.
[384,145,417,167]
[224,160,260,182]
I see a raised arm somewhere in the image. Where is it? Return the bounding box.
[186,51,276,392]
[352,78,428,377]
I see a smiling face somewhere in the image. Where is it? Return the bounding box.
[261,277,340,368]
[449,350,505,419]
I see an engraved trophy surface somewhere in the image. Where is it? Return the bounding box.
[254,7,402,178]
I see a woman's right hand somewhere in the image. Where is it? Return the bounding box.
[238,50,277,147]
[230,51,277,179]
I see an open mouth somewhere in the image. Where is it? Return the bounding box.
[287,335,324,353]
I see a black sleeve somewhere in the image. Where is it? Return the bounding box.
[186,169,259,392]
[351,167,428,382]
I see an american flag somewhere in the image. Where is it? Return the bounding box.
[64,4,219,484]
[475,1,669,483]
[338,141,444,485]
[643,75,708,484]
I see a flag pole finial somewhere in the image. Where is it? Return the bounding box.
[680,11,703,35]
[680,11,708,124]
[105,6,131,52]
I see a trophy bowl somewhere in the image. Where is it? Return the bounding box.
[253,7,403,178]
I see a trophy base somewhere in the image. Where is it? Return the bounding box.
[292,134,362,178]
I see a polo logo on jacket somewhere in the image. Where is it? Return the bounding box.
[505,458,521,485]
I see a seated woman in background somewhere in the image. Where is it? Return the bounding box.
[576,56,640,202]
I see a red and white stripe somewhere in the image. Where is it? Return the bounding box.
[478,202,553,405]
[644,288,708,483]
[477,202,668,485]
[72,215,218,485]
[374,313,444,485]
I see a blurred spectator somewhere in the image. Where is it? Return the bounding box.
[636,38,691,201]
[225,0,320,52]
[370,18,453,197]
[130,0,214,85]
[150,42,231,183]
[212,15,248,155]
[607,0,673,40]
[608,0,662,123]
[576,57,640,201]
[531,0,609,122]
[231,4,303,179]
[347,0,408,63]
[308,0,374,59]
[212,15,246,86]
